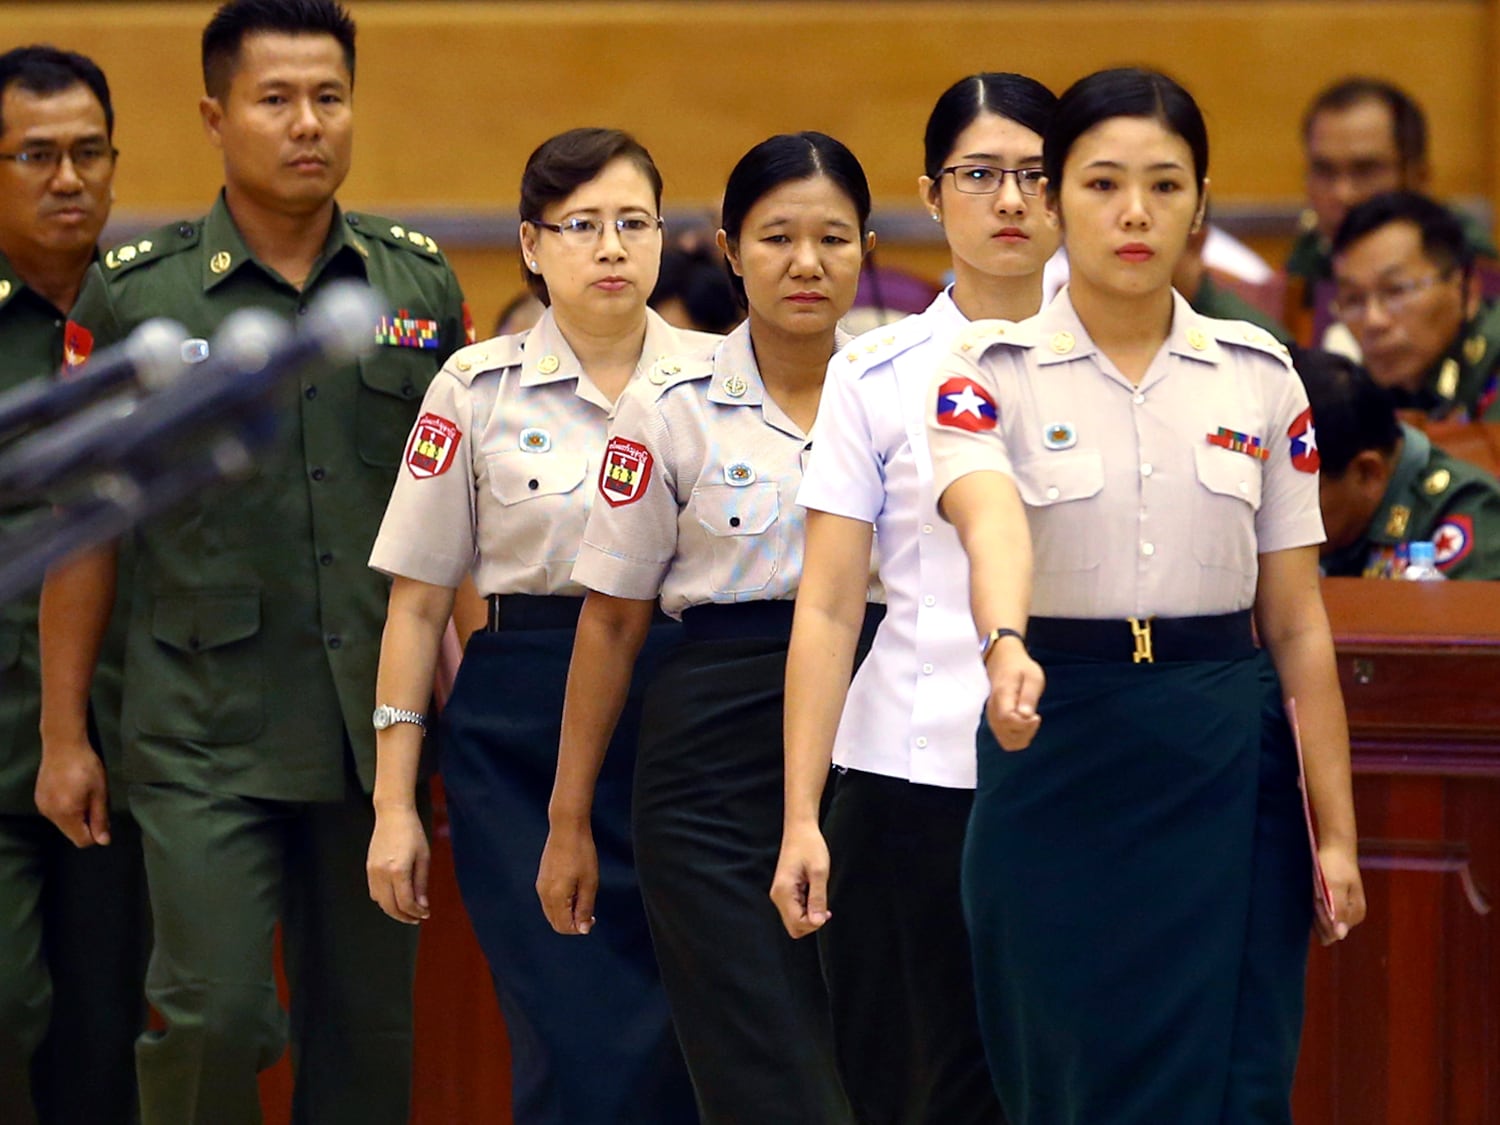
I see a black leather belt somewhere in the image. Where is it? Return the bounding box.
[485,593,675,632]
[485,594,583,632]
[681,600,886,644]
[1026,610,1255,664]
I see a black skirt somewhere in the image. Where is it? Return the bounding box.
[440,620,697,1125]
[962,648,1312,1125]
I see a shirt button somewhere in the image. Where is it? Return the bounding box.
[528,479,539,491]
[326,634,342,650]
[1133,393,1146,405]
[923,595,936,607]
[922,524,934,534]
[729,516,741,528]
[922,663,934,675]
[1140,463,1153,477]
[915,736,929,749]
[1141,542,1155,557]
[304,385,318,400]
[319,553,334,566]
[310,467,326,481]
[1045,486,1060,500]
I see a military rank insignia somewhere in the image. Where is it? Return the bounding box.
[1287,408,1320,473]
[62,320,94,374]
[376,309,441,349]
[935,377,997,432]
[1206,427,1269,460]
[405,413,461,479]
[600,435,653,507]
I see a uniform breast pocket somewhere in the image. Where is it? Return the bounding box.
[134,589,264,744]
[356,353,431,468]
[485,449,590,565]
[1012,451,1105,572]
[1191,444,1262,571]
[695,482,781,596]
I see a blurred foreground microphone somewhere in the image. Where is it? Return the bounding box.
[0,318,188,446]
[0,281,383,602]
[0,281,381,498]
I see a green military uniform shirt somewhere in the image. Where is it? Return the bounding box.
[69,193,468,801]
[1190,275,1294,346]
[1285,207,1498,294]
[0,249,70,814]
[1323,422,1500,579]
[1396,300,1500,422]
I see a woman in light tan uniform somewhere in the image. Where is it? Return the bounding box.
[537,132,875,1125]
[365,128,716,1125]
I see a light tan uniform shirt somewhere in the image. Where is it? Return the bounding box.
[369,308,719,595]
[573,321,869,617]
[927,288,1325,619]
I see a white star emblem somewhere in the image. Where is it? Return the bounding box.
[1301,419,1318,455]
[946,383,988,419]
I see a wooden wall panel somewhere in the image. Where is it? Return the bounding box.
[0,2,1489,214]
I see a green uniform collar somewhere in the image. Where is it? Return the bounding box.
[1409,300,1500,416]
[200,191,368,293]
[1366,422,1431,546]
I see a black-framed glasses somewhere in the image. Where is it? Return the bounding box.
[0,142,118,176]
[1331,271,1456,323]
[527,215,665,245]
[941,164,1044,197]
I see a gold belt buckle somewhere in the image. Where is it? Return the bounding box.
[1128,617,1154,664]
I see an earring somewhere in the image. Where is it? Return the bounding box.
[528,260,538,271]
[931,212,942,223]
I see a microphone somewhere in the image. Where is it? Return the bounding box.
[0,281,383,499]
[0,318,188,446]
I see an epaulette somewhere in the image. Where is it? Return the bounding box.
[838,315,933,377]
[102,219,200,276]
[645,354,714,397]
[347,212,445,261]
[444,333,523,386]
[1216,321,1293,368]
[953,317,1030,359]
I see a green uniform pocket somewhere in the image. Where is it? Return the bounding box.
[135,589,265,744]
[356,353,430,468]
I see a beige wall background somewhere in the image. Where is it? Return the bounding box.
[2,0,1493,324]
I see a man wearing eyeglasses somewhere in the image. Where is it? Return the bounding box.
[1287,77,1497,348]
[1330,191,1500,422]
[0,44,149,1125]
[33,2,470,1121]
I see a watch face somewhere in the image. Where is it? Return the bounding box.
[372,706,390,730]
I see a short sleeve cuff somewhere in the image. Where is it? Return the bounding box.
[571,542,668,600]
[368,538,469,588]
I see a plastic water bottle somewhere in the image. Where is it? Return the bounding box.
[1402,540,1448,581]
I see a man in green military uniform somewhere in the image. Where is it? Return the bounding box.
[35,4,470,1123]
[1175,212,1294,344]
[0,45,149,1125]
[1330,191,1500,423]
[1286,76,1496,348]
[1297,349,1500,580]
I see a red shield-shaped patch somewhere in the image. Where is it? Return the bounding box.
[405,413,461,479]
[599,435,653,507]
[63,320,94,376]
[1287,407,1320,473]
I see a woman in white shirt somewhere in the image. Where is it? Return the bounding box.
[770,74,1058,1124]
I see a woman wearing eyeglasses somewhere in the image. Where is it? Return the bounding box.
[767,73,1057,1125]
[928,69,1365,1123]
[365,127,716,1125]
[537,132,875,1125]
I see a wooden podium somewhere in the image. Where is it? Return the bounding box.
[1295,578,1500,1124]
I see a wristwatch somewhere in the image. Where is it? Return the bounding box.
[372,704,427,731]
